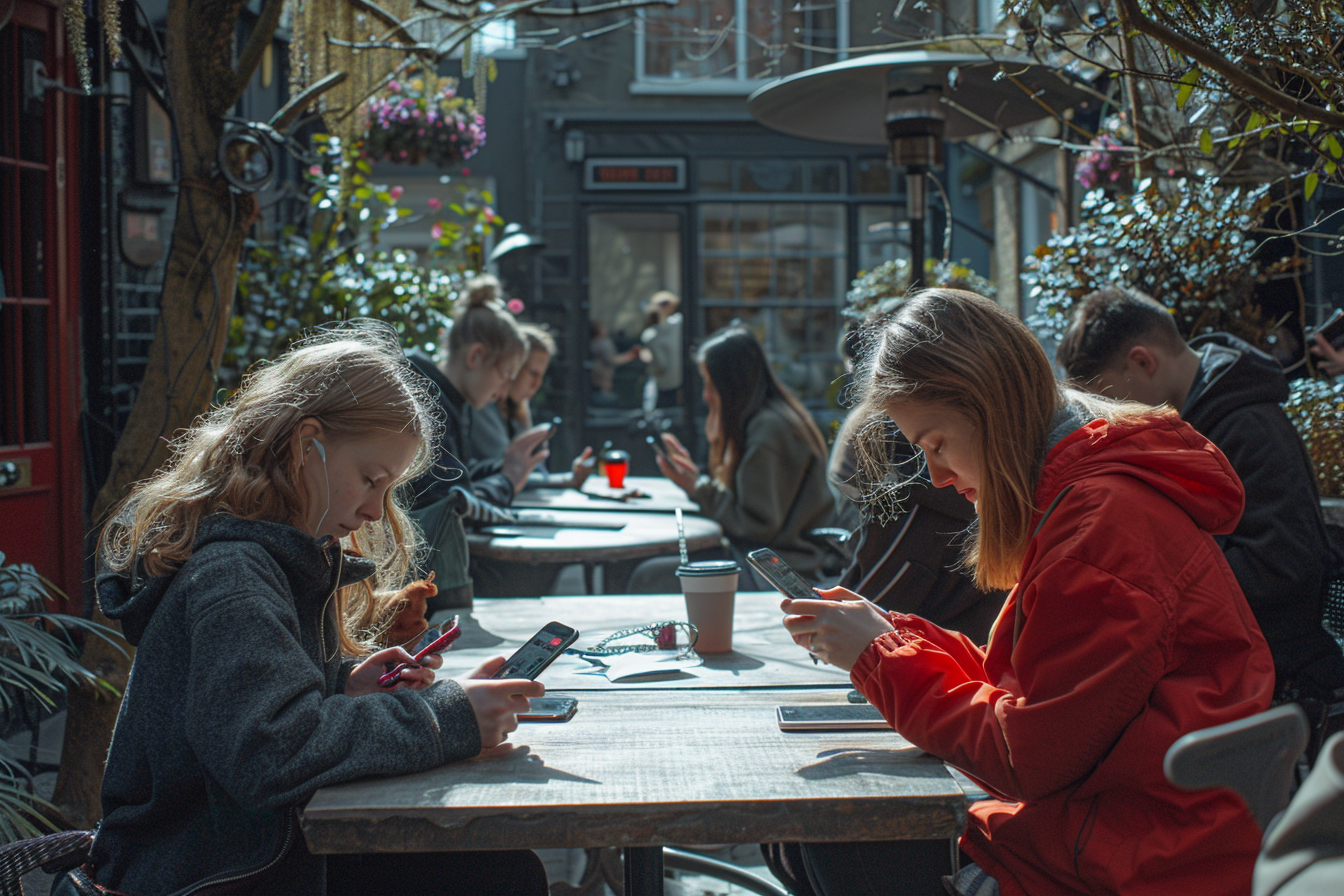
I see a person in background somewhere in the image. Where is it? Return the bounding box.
[405,277,550,607]
[780,289,1273,896]
[1312,330,1344,377]
[1056,286,1344,702]
[60,324,547,896]
[470,322,595,490]
[407,276,550,509]
[640,290,684,409]
[589,319,638,406]
[656,326,835,581]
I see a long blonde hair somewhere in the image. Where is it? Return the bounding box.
[100,322,442,654]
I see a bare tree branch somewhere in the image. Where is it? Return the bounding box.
[233,0,287,107]
[270,70,350,131]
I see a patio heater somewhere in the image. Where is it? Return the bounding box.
[748,51,1088,290]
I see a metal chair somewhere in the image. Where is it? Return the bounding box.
[0,829,92,896]
[1164,703,1310,831]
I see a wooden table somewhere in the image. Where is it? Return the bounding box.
[300,688,966,894]
[301,593,969,895]
[467,509,722,594]
[514,475,701,514]
[435,591,852,690]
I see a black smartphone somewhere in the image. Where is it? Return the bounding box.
[646,434,669,463]
[746,548,818,602]
[518,696,578,722]
[1309,308,1344,349]
[490,621,579,680]
[776,704,889,731]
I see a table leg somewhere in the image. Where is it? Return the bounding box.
[623,845,664,896]
[583,562,598,595]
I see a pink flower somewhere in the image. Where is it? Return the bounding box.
[431,223,444,240]
[389,185,404,200]
[308,165,322,176]
[427,197,442,211]
[462,167,471,175]
[507,299,524,314]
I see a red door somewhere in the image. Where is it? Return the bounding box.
[0,0,82,606]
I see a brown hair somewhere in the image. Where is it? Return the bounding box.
[850,290,1061,590]
[1056,286,1186,384]
[447,275,527,376]
[100,321,442,654]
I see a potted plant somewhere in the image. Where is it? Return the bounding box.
[0,554,121,839]
[363,73,486,167]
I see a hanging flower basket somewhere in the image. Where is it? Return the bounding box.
[363,74,487,167]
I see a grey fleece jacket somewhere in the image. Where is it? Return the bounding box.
[693,402,835,580]
[88,515,481,896]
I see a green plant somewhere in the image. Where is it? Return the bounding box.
[1025,177,1294,343]
[843,257,996,322]
[0,555,121,841]
[224,134,505,385]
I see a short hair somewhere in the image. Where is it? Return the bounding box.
[1056,287,1186,383]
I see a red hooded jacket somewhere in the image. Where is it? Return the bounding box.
[851,412,1275,896]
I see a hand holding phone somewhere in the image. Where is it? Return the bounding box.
[379,616,462,687]
[646,434,670,464]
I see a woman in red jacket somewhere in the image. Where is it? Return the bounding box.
[783,290,1274,896]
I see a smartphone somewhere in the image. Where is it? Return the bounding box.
[776,704,890,731]
[379,616,462,687]
[490,621,579,680]
[746,548,819,602]
[646,434,669,463]
[1309,308,1344,349]
[518,695,578,722]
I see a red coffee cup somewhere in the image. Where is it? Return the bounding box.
[603,450,630,488]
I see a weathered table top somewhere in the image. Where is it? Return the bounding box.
[300,687,966,855]
[513,475,700,514]
[433,592,852,690]
[466,508,721,564]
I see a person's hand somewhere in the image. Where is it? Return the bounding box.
[656,432,700,494]
[503,427,551,493]
[780,586,895,673]
[460,656,546,749]
[345,646,445,697]
[570,447,596,489]
[638,346,653,364]
[1311,333,1344,378]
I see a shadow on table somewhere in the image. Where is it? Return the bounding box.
[794,748,937,781]
[472,744,603,785]
[699,654,767,674]
[449,613,506,650]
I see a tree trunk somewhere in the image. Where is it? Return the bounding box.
[51,0,262,827]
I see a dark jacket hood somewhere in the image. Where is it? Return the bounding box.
[1184,333,1289,428]
[97,515,375,646]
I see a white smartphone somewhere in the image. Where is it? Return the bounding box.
[776,704,890,731]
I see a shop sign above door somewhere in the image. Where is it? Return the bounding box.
[584,157,686,191]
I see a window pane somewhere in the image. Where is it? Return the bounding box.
[857,159,892,195]
[586,212,682,410]
[0,164,13,298]
[643,1,737,80]
[775,306,842,400]
[705,305,762,342]
[19,27,45,163]
[744,0,838,78]
[738,257,771,300]
[771,204,809,253]
[701,203,735,251]
[19,167,45,297]
[1,304,17,445]
[699,158,732,192]
[0,24,15,160]
[809,161,843,194]
[809,205,845,254]
[858,205,909,274]
[22,304,47,442]
[739,159,802,194]
[701,257,737,299]
[810,257,839,299]
[737,204,771,250]
[774,257,806,299]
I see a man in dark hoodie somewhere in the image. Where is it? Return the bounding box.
[1057,286,1344,700]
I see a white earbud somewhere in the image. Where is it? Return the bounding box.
[310,438,330,536]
